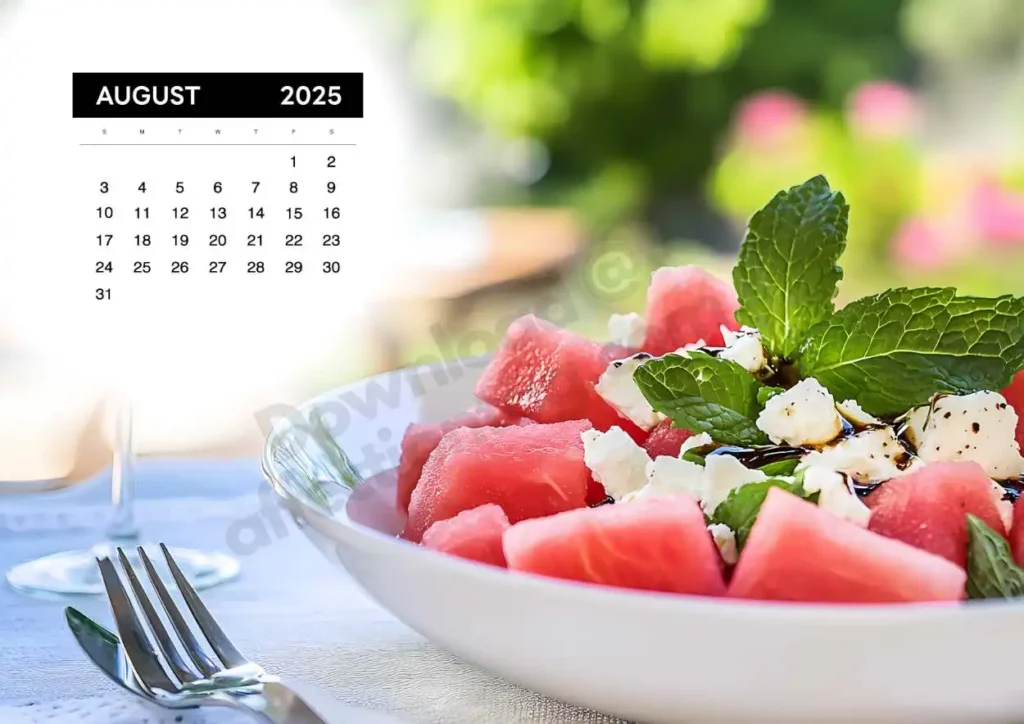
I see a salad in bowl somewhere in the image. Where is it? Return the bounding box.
[264,175,1024,722]
[400,175,1024,604]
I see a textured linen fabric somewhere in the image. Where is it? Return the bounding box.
[0,459,624,723]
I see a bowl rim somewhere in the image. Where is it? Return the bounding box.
[261,361,1024,622]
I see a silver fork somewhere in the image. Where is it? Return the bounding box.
[96,543,330,723]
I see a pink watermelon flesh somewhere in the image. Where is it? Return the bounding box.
[585,477,609,506]
[404,419,593,542]
[864,461,1006,568]
[729,488,965,603]
[1010,498,1024,568]
[503,495,726,597]
[421,504,510,567]
[396,405,524,512]
[643,419,694,459]
[1001,369,1024,450]
[475,315,646,442]
[642,266,739,356]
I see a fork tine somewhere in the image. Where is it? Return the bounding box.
[160,543,249,668]
[137,546,220,678]
[115,548,199,685]
[96,556,180,695]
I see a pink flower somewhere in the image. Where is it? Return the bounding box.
[970,178,1024,246]
[848,81,918,139]
[733,91,808,149]
[891,217,954,270]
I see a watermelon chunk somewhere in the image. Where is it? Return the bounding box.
[1009,498,1024,567]
[585,477,609,506]
[396,404,524,512]
[642,266,739,356]
[405,419,592,542]
[643,419,694,459]
[475,315,644,441]
[729,488,965,603]
[421,504,510,567]
[864,461,1007,568]
[504,496,726,596]
[1001,369,1024,450]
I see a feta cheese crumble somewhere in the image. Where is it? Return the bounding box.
[642,455,704,499]
[803,426,916,484]
[719,326,768,374]
[801,466,871,527]
[619,431,766,511]
[701,455,769,515]
[672,340,707,356]
[755,378,844,447]
[902,391,1024,480]
[708,523,738,565]
[607,312,647,349]
[991,480,1014,532]
[680,432,714,454]
[581,427,651,500]
[595,353,661,430]
[619,433,713,504]
[901,405,930,449]
[837,399,882,428]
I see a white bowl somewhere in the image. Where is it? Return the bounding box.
[262,361,1024,723]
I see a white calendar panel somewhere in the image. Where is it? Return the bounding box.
[0,2,417,424]
[73,75,376,320]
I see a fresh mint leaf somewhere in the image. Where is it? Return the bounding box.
[797,288,1024,417]
[734,175,849,359]
[634,352,769,446]
[711,479,804,549]
[965,514,1024,600]
[682,450,706,466]
[757,386,784,407]
[757,458,800,477]
[790,466,820,504]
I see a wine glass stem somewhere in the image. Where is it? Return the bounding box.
[105,397,139,543]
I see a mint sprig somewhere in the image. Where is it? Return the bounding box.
[682,450,706,466]
[756,386,784,406]
[797,288,1024,417]
[757,458,800,477]
[965,514,1024,600]
[633,351,769,446]
[711,479,805,549]
[733,175,848,360]
[634,174,1024,443]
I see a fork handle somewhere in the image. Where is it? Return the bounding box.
[255,681,333,724]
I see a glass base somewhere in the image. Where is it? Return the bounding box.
[5,541,240,596]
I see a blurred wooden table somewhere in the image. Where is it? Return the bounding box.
[371,207,583,370]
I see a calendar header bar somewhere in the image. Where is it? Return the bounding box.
[72,73,364,118]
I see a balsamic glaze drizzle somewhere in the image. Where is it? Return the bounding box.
[851,480,884,498]
[590,495,615,507]
[997,476,1024,503]
[703,445,805,469]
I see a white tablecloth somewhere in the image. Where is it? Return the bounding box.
[0,459,622,723]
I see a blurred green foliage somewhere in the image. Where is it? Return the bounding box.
[408,0,912,223]
[710,110,921,260]
[902,0,1024,65]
